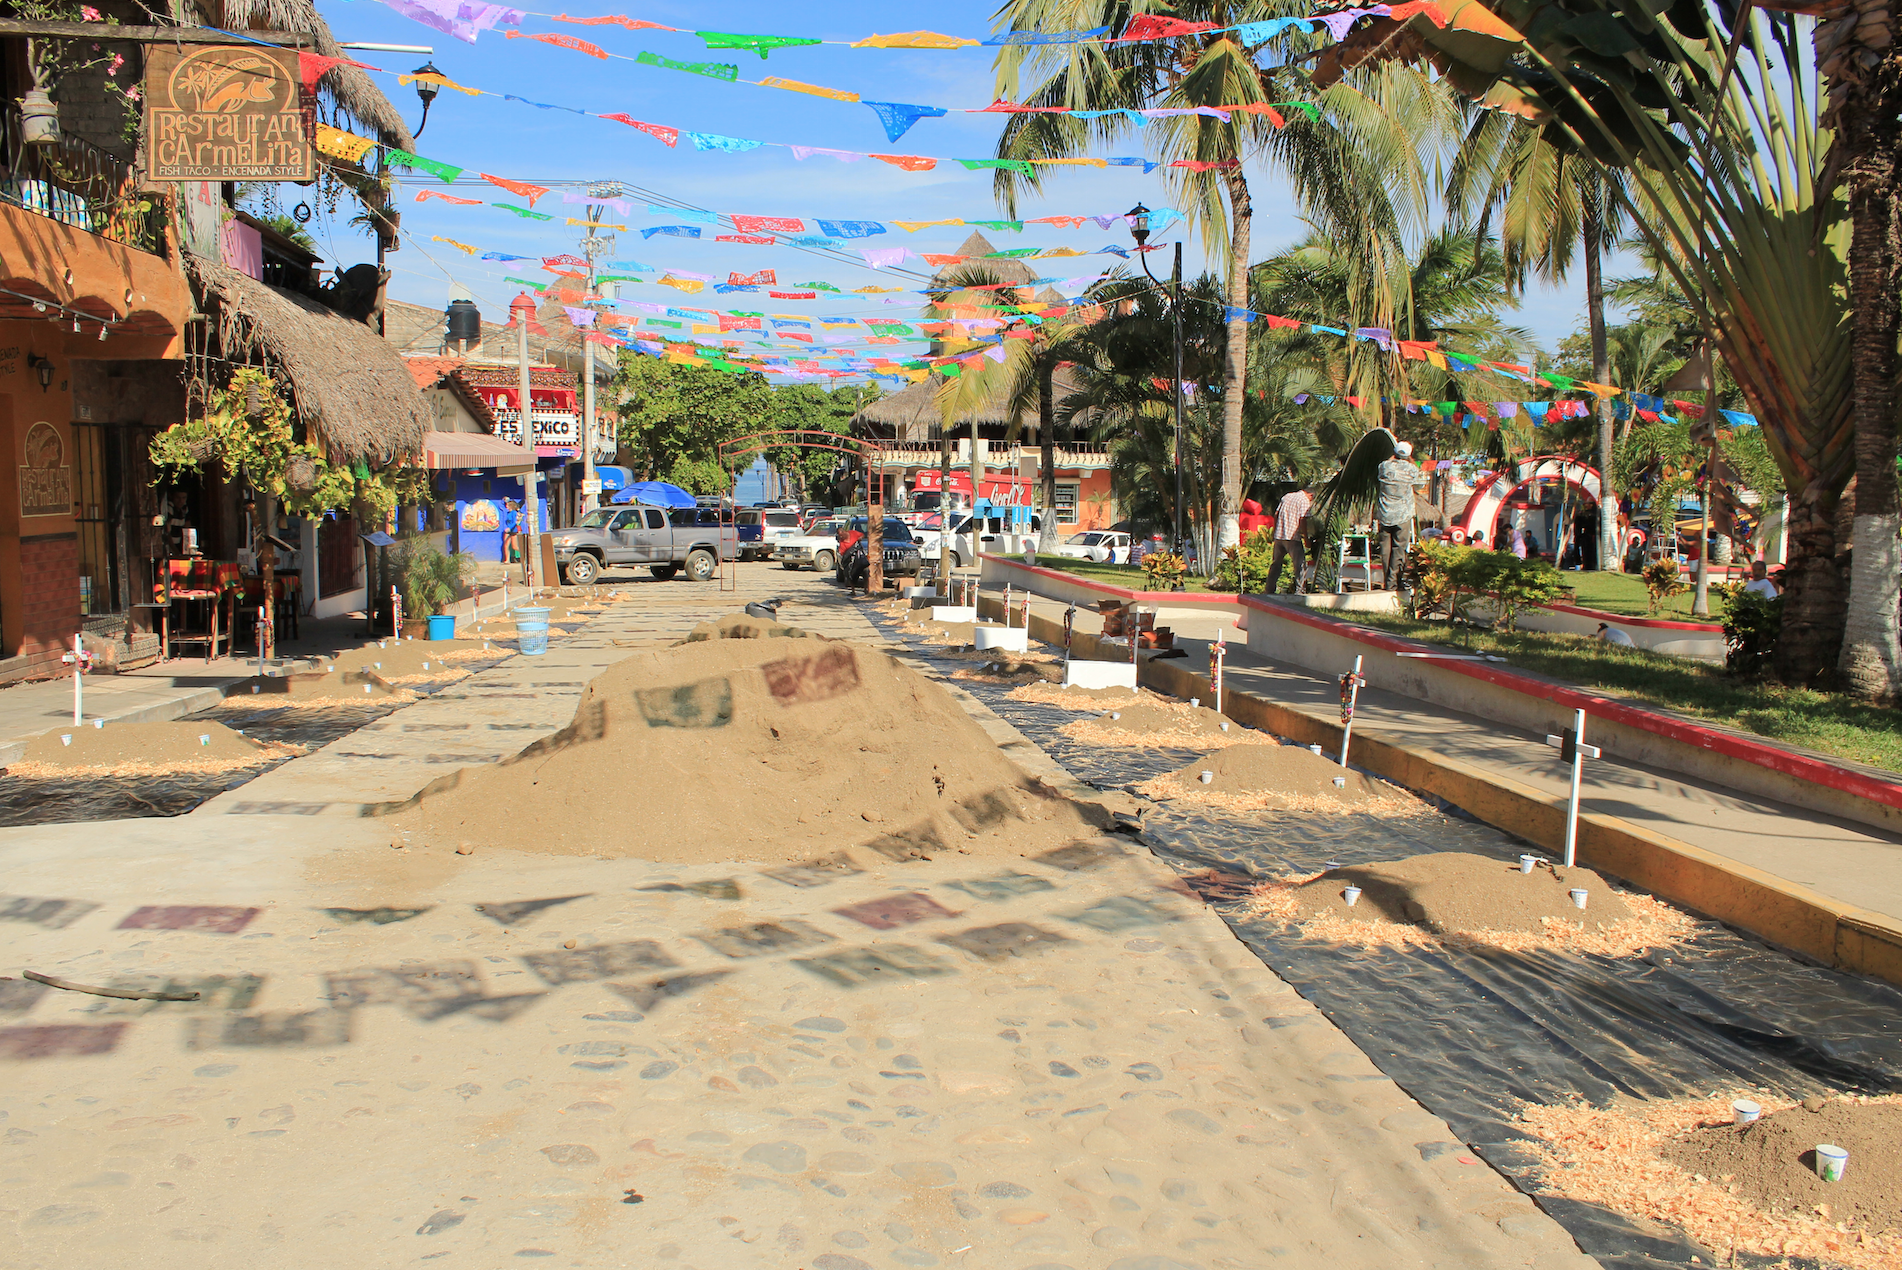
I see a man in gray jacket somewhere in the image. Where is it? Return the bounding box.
[1374,441,1426,591]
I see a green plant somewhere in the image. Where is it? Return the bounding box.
[1642,557,1690,614]
[395,539,474,618]
[1721,582,1784,677]
[1210,527,1276,593]
[1403,538,1460,618]
[1141,550,1186,591]
[1437,547,1566,631]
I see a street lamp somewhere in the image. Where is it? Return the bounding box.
[1128,203,1186,580]
[410,62,441,137]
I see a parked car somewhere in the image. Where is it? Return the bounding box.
[732,508,807,561]
[917,512,1043,569]
[550,505,738,584]
[772,517,844,572]
[836,517,923,587]
[1054,530,1131,564]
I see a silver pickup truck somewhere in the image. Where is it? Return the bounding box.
[550,505,738,584]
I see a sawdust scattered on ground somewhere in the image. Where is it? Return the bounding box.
[1520,1094,1902,1269]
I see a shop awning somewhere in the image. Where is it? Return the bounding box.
[422,431,538,473]
[597,465,634,491]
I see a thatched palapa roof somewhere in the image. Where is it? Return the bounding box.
[195,0,415,149]
[186,255,431,463]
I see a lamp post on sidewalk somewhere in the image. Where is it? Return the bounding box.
[1127,204,1185,572]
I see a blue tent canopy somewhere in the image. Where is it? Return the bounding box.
[610,480,696,508]
[596,465,635,492]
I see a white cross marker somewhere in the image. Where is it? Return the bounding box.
[1544,708,1602,867]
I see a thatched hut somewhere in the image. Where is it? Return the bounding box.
[193,0,416,149]
[183,257,431,464]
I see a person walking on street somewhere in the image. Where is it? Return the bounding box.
[1266,486,1311,595]
[1374,442,1425,590]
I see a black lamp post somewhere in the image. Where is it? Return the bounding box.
[1129,203,1186,577]
[410,62,441,137]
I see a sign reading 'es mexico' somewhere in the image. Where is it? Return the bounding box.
[143,46,314,181]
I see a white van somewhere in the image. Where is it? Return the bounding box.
[917,512,1043,569]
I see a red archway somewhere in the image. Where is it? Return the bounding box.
[1452,455,1602,550]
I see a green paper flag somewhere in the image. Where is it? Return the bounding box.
[866,323,914,335]
[942,363,963,378]
[697,31,822,59]
[1276,101,1322,123]
[1542,372,1577,389]
[798,281,842,292]
[384,150,463,183]
[496,203,553,220]
[637,49,740,82]
[505,277,548,290]
[984,248,1041,259]
[967,220,1024,232]
[959,159,1033,174]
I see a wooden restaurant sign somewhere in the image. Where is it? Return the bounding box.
[143,46,314,181]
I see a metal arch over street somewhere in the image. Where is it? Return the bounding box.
[716,429,892,591]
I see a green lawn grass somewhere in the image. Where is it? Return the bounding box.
[1561,570,1733,620]
[1338,611,1902,775]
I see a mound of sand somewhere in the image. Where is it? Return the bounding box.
[17,720,284,769]
[240,667,405,701]
[679,614,826,643]
[1662,1098,1902,1236]
[1145,743,1408,811]
[1270,852,1633,933]
[1059,697,1258,749]
[1008,681,1143,710]
[1522,1094,1902,1270]
[387,636,1113,865]
[325,639,494,680]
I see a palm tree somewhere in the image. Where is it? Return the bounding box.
[1448,113,1630,569]
[982,1,1456,554]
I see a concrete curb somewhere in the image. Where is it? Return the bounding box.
[986,594,1902,992]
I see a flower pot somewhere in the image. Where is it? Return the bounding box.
[20,89,59,147]
[426,614,456,641]
[401,618,429,639]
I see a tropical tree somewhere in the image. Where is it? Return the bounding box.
[612,347,775,493]
[1447,113,1630,570]
[1337,2,1858,687]
[983,2,1457,554]
[767,383,871,499]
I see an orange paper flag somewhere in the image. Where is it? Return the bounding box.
[505,30,608,58]
[872,154,937,172]
[480,173,548,206]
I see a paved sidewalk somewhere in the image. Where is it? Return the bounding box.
[1003,589,1902,928]
[0,570,1592,1270]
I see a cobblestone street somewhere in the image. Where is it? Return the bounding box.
[0,572,1593,1270]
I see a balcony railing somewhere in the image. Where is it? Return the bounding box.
[0,99,165,255]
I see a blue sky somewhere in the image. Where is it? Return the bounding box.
[311,0,1598,362]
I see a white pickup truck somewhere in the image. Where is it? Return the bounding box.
[1054,530,1131,564]
[917,512,1043,569]
[771,517,844,572]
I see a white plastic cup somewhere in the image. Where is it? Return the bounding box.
[1520,854,1538,874]
[1198,771,1214,785]
[1343,886,1362,907]
[1332,776,1346,788]
[1109,711,1121,720]
[92,719,102,729]
[198,735,210,746]
[1308,744,1323,755]
[1324,859,1342,870]
[1190,698,1200,708]
[59,735,71,746]
[1816,1144,1848,1182]
[1732,1099,1761,1125]
[1219,722,1229,732]
[1569,888,1589,910]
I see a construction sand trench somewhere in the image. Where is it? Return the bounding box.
[863,601,1902,1269]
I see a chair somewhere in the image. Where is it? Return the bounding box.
[1335,534,1374,593]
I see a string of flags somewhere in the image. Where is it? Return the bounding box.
[314,54,1320,172]
[361,0,1450,55]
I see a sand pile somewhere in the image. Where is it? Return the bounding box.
[1245,852,1696,956]
[386,635,1113,865]
[1522,1094,1902,1270]
[1059,698,1255,748]
[9,720,297,776]
[948,653,1061,685]
[325,639,494,682]
[1264,853,1632,932]
[1141,743,1411,812]
[1008,681,1143,710]
[1662,1098,1902,1236]
[240,668,410,702]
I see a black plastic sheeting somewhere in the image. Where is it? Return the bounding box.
[873,616,1902,1270]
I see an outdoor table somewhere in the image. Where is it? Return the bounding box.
[157,561,240,662]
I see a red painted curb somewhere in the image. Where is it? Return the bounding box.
[981,555,1247,609]
[1234,594,1902,812]
[1542,602,1724,633]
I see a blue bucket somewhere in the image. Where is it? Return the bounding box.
[426,614,456,642]
[514,605,551,656]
